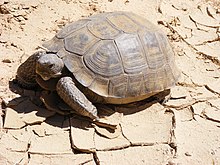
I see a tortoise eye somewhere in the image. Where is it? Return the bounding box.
[48,64,54,68]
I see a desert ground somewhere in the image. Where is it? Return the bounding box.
[0,0,220,164]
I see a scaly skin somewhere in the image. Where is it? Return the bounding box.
[16,51,44,88]
[56,76,98,120]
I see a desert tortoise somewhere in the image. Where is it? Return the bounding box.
[17,11,181,120]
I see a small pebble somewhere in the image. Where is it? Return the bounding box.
[185,152,192,156]
[2,59,12,63]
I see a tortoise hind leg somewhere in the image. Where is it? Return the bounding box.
[56,76,98,120]
[154,89,171,104]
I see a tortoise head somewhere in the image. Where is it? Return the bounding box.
[36,53,64,81]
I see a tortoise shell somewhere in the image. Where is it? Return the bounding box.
[43,11,180,100]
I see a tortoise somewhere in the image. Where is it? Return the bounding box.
[16,11,181,120]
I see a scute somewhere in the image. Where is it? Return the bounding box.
[143,69,157,93]
[56,19,90,39]
[109,75,128,97]
[125,12,160,31]
[107,12,140,33]
[87,18,121,39]
[43,36,64,53]
[84,40,123,77]
[74,66,95,87]
[143,64,177,93]
[89,77,109,97]
[115,33,148,74]
[126,73,146,97]
[139,30,166,69]
[57,48,83,73]
[64,27,100,55]
[169,61,181,82]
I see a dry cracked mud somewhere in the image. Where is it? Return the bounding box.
[0,0,220,164]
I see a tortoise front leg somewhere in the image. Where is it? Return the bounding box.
[56,77,98,120]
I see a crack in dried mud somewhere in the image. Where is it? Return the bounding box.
[205,85,220,95]
[202,114,220,123]
[67,111,177,164]
[197,52,220,66]
[93,152,100,165]
[159,19,220,67]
